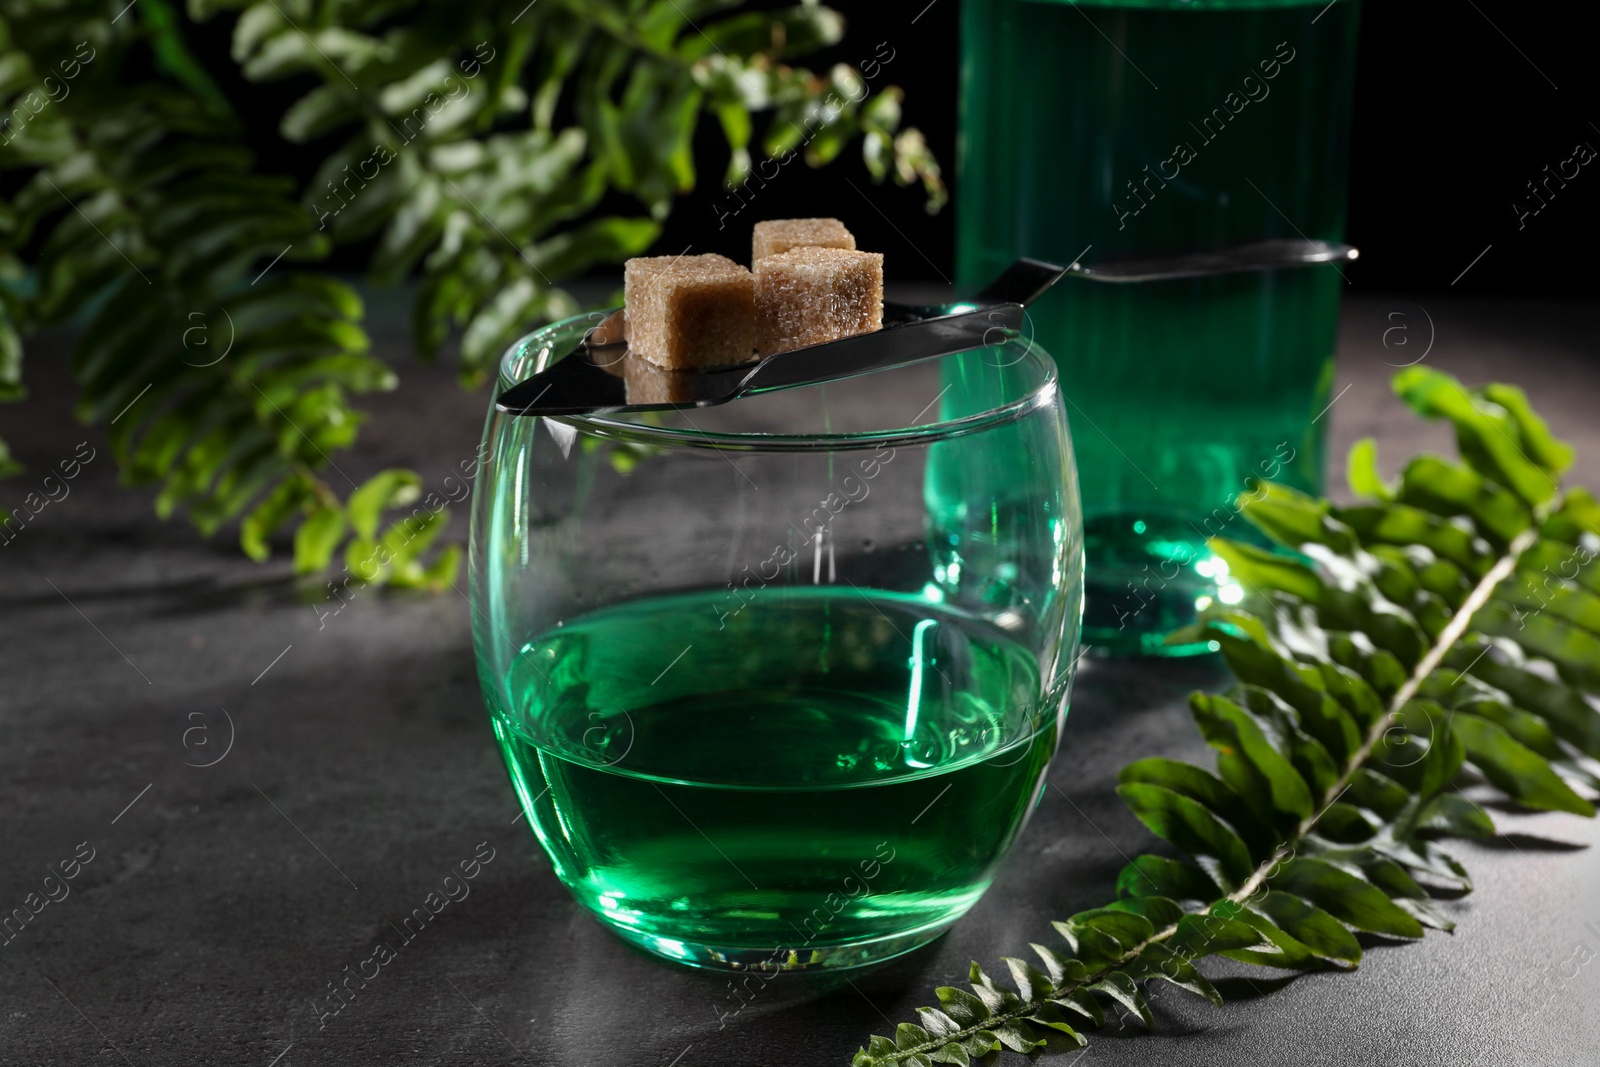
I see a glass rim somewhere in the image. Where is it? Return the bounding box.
[497,310,1061,453]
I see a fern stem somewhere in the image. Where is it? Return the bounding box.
[1226,514,1544,905]
[875,507,1554,1064]
[881,927,1180,1062]
[1380,522,1544,735]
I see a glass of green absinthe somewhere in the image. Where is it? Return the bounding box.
[471,316,1083,971]
[959,0,1361,656]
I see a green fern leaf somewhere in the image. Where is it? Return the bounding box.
[853,367,1598,1066]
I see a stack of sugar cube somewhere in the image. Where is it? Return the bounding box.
[622,218,884,371]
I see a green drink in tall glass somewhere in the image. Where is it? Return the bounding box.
[957,0,1361,655]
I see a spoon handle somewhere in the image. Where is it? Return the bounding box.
[1073,238,1356,284]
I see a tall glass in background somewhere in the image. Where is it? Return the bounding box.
[957,0,1361,655]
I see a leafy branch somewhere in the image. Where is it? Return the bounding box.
[206,0,942,382]
[1,0,941,572]
[0,2,455,584]
[854,366,1600,1065]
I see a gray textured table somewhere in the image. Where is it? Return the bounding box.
[3,295,1598,1066]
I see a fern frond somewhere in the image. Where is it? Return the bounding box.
[854,366,1599,1066]
[206,0,944,382]
[0,3,455,583]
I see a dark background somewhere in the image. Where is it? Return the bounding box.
[201,1,1597,296]
[650,0,1599,296]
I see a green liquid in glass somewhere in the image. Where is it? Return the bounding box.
[488,587,1059,969]
[956,0,1360,654]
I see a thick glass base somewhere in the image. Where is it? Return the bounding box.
[1080,512,1240,658]
[597,913,962,973]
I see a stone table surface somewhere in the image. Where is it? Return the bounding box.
[3,295,1598,1067]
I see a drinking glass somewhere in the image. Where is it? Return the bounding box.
[469,314,1083,971]
[958,0,1361,655]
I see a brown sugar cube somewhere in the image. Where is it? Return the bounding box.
[754,247,884,356]
[623,253,757,370]
[752,218,856,263]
